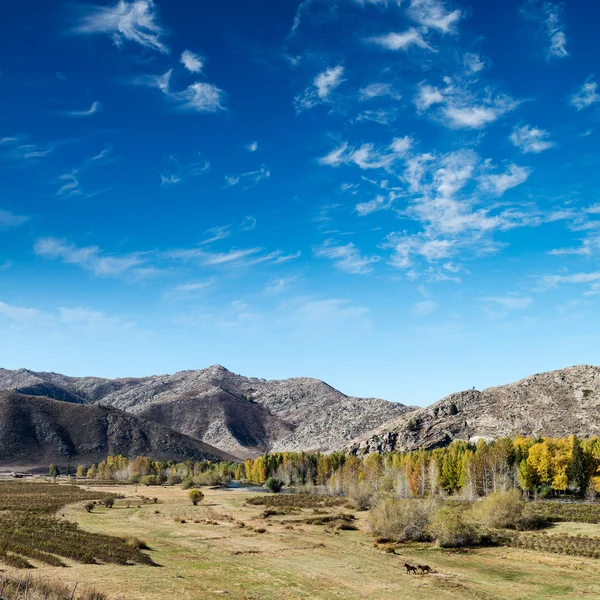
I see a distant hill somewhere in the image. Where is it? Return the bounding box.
[0,366,412,458]
[350,365,600,454]
[0,391,236,470]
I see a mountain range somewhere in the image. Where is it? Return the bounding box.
[1,364,599,469]
[0,365,411,465]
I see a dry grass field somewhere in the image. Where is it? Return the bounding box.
[1,483,598,600]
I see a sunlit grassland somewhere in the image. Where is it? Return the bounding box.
[7,484,596,600]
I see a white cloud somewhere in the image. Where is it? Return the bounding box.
[354,109,398,125]
[484,295,533,310]
[247,141,258,152]
[0,209,29,228]
[318,137,412,169]
[314,241,380,274]
[464,52,485,74]
[159,153,209,186]
[73,0,168,53]
[413,299,438,315]
[543,3,568,58]
[368,29,435,52]
[148,69,226,113]
[240,216,257,230]
[355,194,393,216]
[295,66,345,112]
[407,0,462,33]
[0,301,45,324]
[571,77,600,110]
[359,82,402,101]
[415,79,519,128]
[67,101,102,117]
[414,83,445,111]
[34,237,150,278]
[223,166,270,189]
[510,124,554,153]
[480,164,531,196]
[201,225,231,245]
[180,50,204,73]
[540,272,600,288]
[444,103,510,129]
[57,170,81,197]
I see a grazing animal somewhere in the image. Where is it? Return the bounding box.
[418,564,432,574]
[404,563,417,575]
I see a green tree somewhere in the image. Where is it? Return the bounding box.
[49,464,60,479]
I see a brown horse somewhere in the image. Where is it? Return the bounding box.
[404,563,417,575]
[418,564,432,574]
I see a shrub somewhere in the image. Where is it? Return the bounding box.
[189,489,205,506]
[348,482,374,511]
[141,475,159,486]
[124,536,150,550]
[428,505,479,548]
[369,497,436,542]
[265,477,284,493]
[181,478,196,490]
[473,489,535,530]
[84,502,95,513]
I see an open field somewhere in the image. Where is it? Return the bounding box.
[1,484,599,600]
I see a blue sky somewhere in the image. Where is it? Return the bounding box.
[1,0,599,405]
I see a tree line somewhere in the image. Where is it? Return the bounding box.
[63,434,600,498]
[241,435,600,498]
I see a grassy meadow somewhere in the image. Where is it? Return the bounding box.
[1,482,600,600]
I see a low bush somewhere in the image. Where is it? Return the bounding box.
[265,478,284,493]
[428,505,479,548]
[473,490,537,530]
[348,483,374,511]
[369,497,437,542]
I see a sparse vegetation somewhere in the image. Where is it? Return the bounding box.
[0,574,107,600]
[0,482,154,569]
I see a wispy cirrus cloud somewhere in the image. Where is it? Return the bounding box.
[367,29,435,52]
[66,101,102,117]
[72,0,168,53]
[0,209,30,228]
[34,237,152,278]
[294,65,346,112]
[414,80,519,129]
[407,0,462,33]
[484,295,533,310]
[223,166,270,189]
[314,240,380,274]
[479,163,531,196]
[147,69,226,113]
[359,82,402,101]
[520,1,568,60]
[55,145,115,198]
[570,77,600,110]
[160,152,209,186]
[318,136,412,169]
[510,124,554,153]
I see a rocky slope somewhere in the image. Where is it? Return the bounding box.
[0,366,411,458]
[0,391,236,469]
[350,365,600,454]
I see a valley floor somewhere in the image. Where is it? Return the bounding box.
[10,484,600,600]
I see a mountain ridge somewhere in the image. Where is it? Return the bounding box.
[0,390,237,469]
[350,364,600,454]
